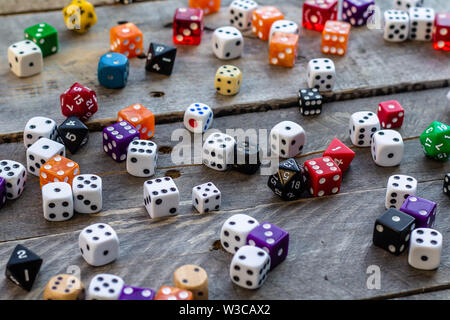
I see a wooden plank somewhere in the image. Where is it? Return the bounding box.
[0,0,449,136]
[393,290,450,300]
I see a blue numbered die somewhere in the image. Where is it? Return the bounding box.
[183,103,213,133]
[98,52,129,89]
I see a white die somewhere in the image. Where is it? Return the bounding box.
[371,130,404,167]
[385,175,418,210]
[87,274,124,300]
[192,182,221,213]
[79,223,119,267]
[230,245,270,290]
[183,103,214,133]
[72,174,102,214]
[270,121,306,158]
[307,58,336,92]
[126,140,158,177]
[269,20,299,43]
[408,228,442,270]
[202,132,236,171]
[23,117,58,149]
[212,26,244,60]
[220,214,259,254]
[42,182,73,222]
[143,177,179,218]
[349,111,380,147]
[229,0,258,30]
[8,40,43,78]
[409,7,435,41]
[394,0,423,11]
[26,138,65,176]
[0,160,27,200]
[384,10,410,42]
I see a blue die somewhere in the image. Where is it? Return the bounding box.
[98,52,129,89]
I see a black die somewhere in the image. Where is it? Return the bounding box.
[233,140,261,174]
[5,245,43,291]
[267,158,307,200]
[444,173,450,195]
[146,43,177,76]
[57,116,89,154]
[298,88,323,116]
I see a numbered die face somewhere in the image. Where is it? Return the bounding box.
[42,182,74,221]
[371,130,404,167]
[400,196,437,228]
[60,82,98,121]
[377,100,405,129]
[173,8,204,45]
[24,23,59,57]
[79,223,119,267]
[349,111,380,147]
[298,88,323,116]
[252,6,285,41]
[126,140,158,177]
[0,160,27,200]
[307,58,336,92]
[212,26,244,60]
[23,116,58,149]
[269,20,299,43]
[40,155,80,188]
[27,138,65,176]
[5,244,43,291]
[203,132,237,171]
[57,116,89,154]
[342,0,375,27]
[267,158,307,201]
[394,0,423,12]
[270,121,306,158]
[87,274,124,300]
[103,121,140,162]
[146,43,177,76]
[8,40,43,78]
[419,121,450,161]
[409,7,435,41]
[302,0,338,32]
[229,0,258,30]
[110,23,143,58]
[323,138,355,173]
[118,104,155,139]
[143,177,180,218]
[119,286,155,300]
[173,265,208,300]
[385,175,418,210]
[408,228,442,270]
[230,245,271,289]
[220,214,259,254]
[43,274,85,300]
[72,174,102,214]
[384,10,410,42]
[214,65,242,96]
[183,103,213,133]
[98,52,129,89]
[192,182,221,213]
[304,156,342,197]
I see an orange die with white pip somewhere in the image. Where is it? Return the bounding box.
[189,0,220,15]
[155,286,193,300]
[117,104,155,139]
[269,32,299,67]
[40,155,80,188]
[321,20,351,56]
[252,6,284,41]
[304,156,342,197]
[110,23,144,58]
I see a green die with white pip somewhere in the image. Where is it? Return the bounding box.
[24,23,59,57]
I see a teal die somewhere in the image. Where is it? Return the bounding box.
[24,23,59,57]
[97,52,129,89]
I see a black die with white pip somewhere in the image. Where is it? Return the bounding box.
[143,177,179,218]
[126,140,158,177]
[146,43,177,76]
[383,10,410,42]
[26,137,65,176]
[72,174,102,214]
[23,116,58,149]
[298,88,323,116]
[0,160,27,200]
[307,58,336,92]
[230,245,271,289]
[228,0,258,30]
[349,111,380,147]
[192,182,221,213]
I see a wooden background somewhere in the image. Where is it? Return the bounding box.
[0,0,449,300]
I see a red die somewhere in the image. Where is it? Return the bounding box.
[433,13,450,51]
[302,0,338,32]
[173,8,204,45]
[304,156,342,197]
[60,83,98,122]
[377,100,405,129]
[323,138,355,173]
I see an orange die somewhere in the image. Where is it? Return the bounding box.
[269,32,299,67]
[189,0,220,15]
[110,22,144,58]
[321,20,351,56]
[252,6,284,41]
[40,155,80,188]
[155,286,193,300]
[117,103,155,139]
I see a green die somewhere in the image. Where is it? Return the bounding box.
[419,121,450,161]
[24,23,58,57]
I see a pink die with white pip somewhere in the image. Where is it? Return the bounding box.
[377,100,405,129]
[304,156,342,197]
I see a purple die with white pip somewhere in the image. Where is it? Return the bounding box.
[118,285,155,300]
[400,195,437,229]
[103,121,140,162]
[0,177,6,209]
[246,222,289,270]
[342,0,375,27]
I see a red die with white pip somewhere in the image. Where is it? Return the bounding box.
[377,100,405,129]
[323,138,355,173]
[433,13,450,51]
[304,156,342,197]
[173,8,204,45]
[302,0,338,32]
[60,83,98,122]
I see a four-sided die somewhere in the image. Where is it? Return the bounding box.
[230,245,271,289]
[220,213,259,254]
[143,177,180,218]
[79,223,120,267]
[42,182,74,222]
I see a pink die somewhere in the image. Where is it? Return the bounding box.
[173,8,204,45]
[377,100,404,129]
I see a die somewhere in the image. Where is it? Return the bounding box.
[155,286,193,300]
[79,223,119,266]
[230,245,270,289]
[349,111,380,147]
[214,65,242,96]
[270,121,306,158]
[126,140,158,177]
[87,274,124,300]
[192,182,221,213]
[322,138,355,173]
[419,121,450,161]
[377,100,405,129]
[433,13,450,51]
[0,160,27,200]
[115,0,133,3]
[0,178,5,209]
[409,7,435,41]
[42,182,74,222]
[57,116,89,154]
[394,0,423,11]
[60,82,98,122]
[27,138,65,176]
[98,52,129,89]
[304,156,342,197]
[5,245,43,291]
[110,22,143,58]
[252,6,284,41]
[268,20,299,44]
[119,286,155,300]
[384,10,410,42]
[385,174,418,210]
[371,130,404,167]
[39,155,80,188]
[173,8,204,45]
[62,0,97,34]
[183,103,213,133]
[117,104,155,139]
[143,177,180,218]
[23,116,58,149]
[307,58,336,92]
[189,0,220,15]
[220,213,259,254]
[8,40,43,78]
[298,88,323,116]
[212,26,244,60]
[444,173,450,195]
[247,222,289,270]
[373,208,416,255]
[342,0,375,27]
[146,43,177,75]
[321,20,351,56]
[24,23,58,57]
[72,174,103,214]
[173,265,208,300]
[302,0,338,32]
[267,158,307,201]
[228,0,258,30]
[233,139,261,174]
[43,274,85,300]
[408,228,442,270]
[202,132,237,171]
[400,196,437,229]
[103,121,140,162]
[269,32,299,67]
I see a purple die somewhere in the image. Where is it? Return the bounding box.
[103,121,139,162]
[246,222,289,270]
[118,285,155,300]
[400,195,437,229]
[342,0,375,27]
[0,177,6,209]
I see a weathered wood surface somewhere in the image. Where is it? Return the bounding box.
[0,0,449,137]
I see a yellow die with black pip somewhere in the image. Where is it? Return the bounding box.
[43,274,85,300]
[62,0,97,34]
[214,65,242,96]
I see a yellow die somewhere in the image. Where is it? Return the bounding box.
[173,264,208,300]
[43,274,85,300]
[214,65,242,96]
[62,0,97,34]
